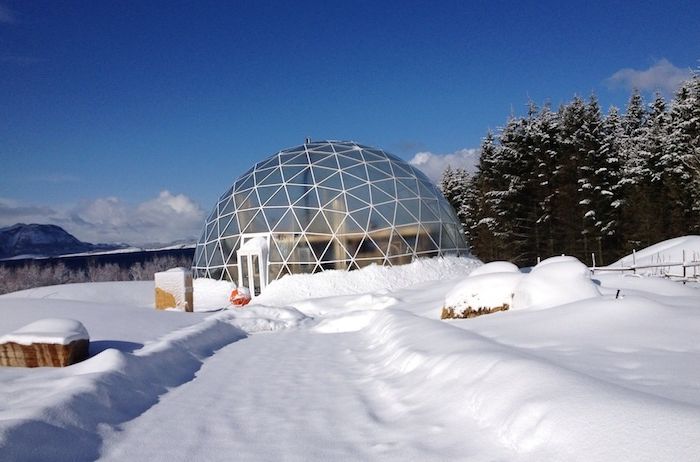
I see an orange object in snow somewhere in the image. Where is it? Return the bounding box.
[229,288,251,307]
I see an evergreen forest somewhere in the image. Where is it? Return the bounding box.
[441,73,700,266]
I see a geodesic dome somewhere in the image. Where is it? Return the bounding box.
[193,140,468,283]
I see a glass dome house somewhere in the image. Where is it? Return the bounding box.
[193,140,468,295]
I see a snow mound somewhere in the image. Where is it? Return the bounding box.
[252,256,480,307]
[444,272,523,312]
[0,318,89,345]
[469,261,520,276]
[609,235,700,277]
[193,278,235,311]
[512,256,601,310]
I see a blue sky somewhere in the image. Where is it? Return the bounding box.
[1,0,698,244]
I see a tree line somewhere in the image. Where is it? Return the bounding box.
[441,72,700,266]
[0,255,192,295]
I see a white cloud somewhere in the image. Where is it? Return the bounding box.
[408,148,479,184]
[606,59,692,94]
[0,191,206,246]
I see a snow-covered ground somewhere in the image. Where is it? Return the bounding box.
[0,251,699,461]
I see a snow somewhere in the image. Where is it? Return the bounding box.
[608,235,700,277]
[1,249,700,461]
[0,318,89,345]
[154,267,192,310]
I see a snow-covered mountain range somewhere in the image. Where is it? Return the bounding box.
[0,224,127,259]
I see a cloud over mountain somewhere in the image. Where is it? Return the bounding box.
[0,191,206,246]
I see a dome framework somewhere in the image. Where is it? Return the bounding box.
[193,141,467,286]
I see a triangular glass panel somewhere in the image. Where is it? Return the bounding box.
[221,198,236,216]
[258,156,279,170]
[282,165,307,182]
[371,160,393,176]
[323,210,347,232]
[441,227,457,249]
[286,152,309,166]
[370,184,395,204]
[235,173,254,191]
[340,237,362,261]
[346,164,368,180]
[218,197,232,215]
[367,164,391,182]
[312,166,335,184]
[221,237,239,262]
[307,152,329,164]
[349,207,370,230]
[317,187,340,208]
[337,154,360,169]
[285,184,311,202]
[397,178,419,194]
[279,151,300,165]
[218,186,234,202]
[262,207,286,229]
[316,155,339,169]
[341,172,366,190]
[363,149,386,161]
[368,208,392,230]
[292,207,318,230]
[259,167,283,186]
[375,202,396,224]
[264,187,289,207]
[293,188,320,209]
[338,214,366,235]
[348,184,371,203]
[288,166,313,184]
[395,202,418,225]
[221,215,239,236]
[315,144,335,153]
[322,192,346,213]
[273,209,303,233]
[209,242,224,267]
[401,198,420,217]
[392,163,415,179]
[235,190,259,210]
[305,210,332,234]
[275,234,297,259]
[205,221,217,241]
[268,240,283,263]
[420,200,440,222]
[345,194,367,212]
[418,181,436,198]
[256,185,281,205]
[318,172,342,190]
[388,231,410,257]
[395,181,417,200]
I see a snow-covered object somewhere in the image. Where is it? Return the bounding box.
[608,235,700,277]
[253,255,480,306]
[469,261,520,277]
[512,256,601,310]
[192,278,236,311]
[0,318,89,345]
[444,272,523,313]
[230,287,251,307]
[154,268,193,312]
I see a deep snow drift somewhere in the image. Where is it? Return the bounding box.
[0,253,699,461]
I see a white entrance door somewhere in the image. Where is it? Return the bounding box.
[236,233,270,298]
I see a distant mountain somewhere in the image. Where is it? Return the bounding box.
[0,223,127,259]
